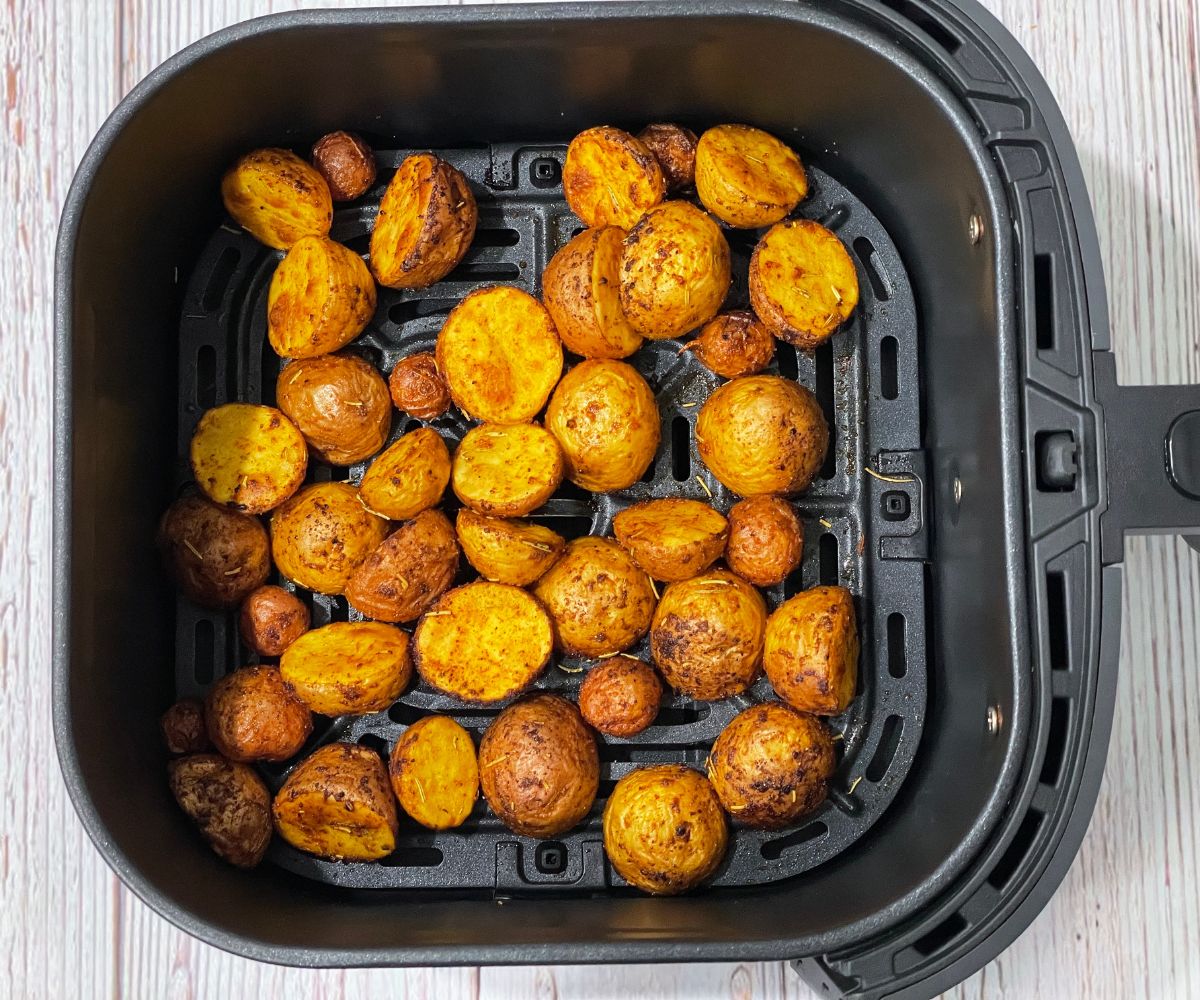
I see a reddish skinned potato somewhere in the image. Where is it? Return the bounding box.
[578,657,663,737]
[637,123,699,192]
[388,352,451,420]
[763,585,859,715]
[239,585,310,657]
[725,496,804,587]
[160,698,210,755]
[311,131,376,201]
[344,508,459,623]
[563,126,665,229]
[158,495,271,609]
[204,665,313,763]
[168,754,273,868]
[688,311,776,379]
[276,353,391,466]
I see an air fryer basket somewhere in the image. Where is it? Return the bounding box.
[53,2,1200,998]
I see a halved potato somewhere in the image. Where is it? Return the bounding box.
[280,620,412,715]
[452,422,564,517]
[455,509,565,586]
[689,310,776,379]
[563,126,665,229]
[695,124,808,228]
[358,426,451,521]
[390,716,479,830]
[763,585,859,715]
[345,508,459,623]
[190,403,307,514]
[613,498,728,582]
[637,123,699,192]
[276,353,391,466]
[221,148,333,250]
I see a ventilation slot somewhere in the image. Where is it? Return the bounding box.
[819,533,839,585]
[405,418,423,435]
[880,336,899,400]
[1046,570,1069,670]
[878,0,963,53]
[651,705,710,726]
[1035,253,1054,349]
[987,809,1044,889]
[193,619,215,685]
[777,341,799,380]
[357,733,389,757]
[912,912,968,957]
[815,342,836,479]
[671,415,691,481]
[886,612,907,678]
[783,564,805,599]
[598,779,619,800]
[445,261,521,282]
[532,512,593,539]
[472,228,521,248]
[853,236,891,302]
[389,703,496,726]
[201,246,240,313]
[866,715,903,782]
[388,298,458,325]
[196,345,217,408]
[380,847,444,868]
[1040,698,1070,786]
[761,822,827,860]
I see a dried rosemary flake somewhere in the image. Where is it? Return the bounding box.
[414,776,427,803]
[819,517,833,529]
[648,577,660,600]
[183,539,203,560]
[423,610,450,618]
[695,475,713,499]
[396,577,409,591]
[831,284,843,305]
[483,754,510,770]
[864,466,914,485]
[681,401,698,408]
[832,732,845,741]
[677,341,698,356]
[596,651,621,660]
[557,663,585,674]
[847,775,863,795]
[223,566,243,576]
[521,539,554,552]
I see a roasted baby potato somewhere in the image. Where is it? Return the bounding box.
[725,496,804,587]
[270,482,388,595]
[370,152,477,289]
[239,584,310,657]
[272,743,398,861]
[389,716,479,830]
[542,227,643,359]
[563,126,665,229]
[266,235,376,360]
[190,403,307,514]
[694,124,808,229]
[204,665,313,763]
[311,130,376,201]
[545,359,660,492]
[763,585,859,715]
[388,352,451,420]
[358,426,451,521]
[345,508,459,623]
[451,422,564,517]
[696,376,828,496]
[612,498,728,582]
[750,219,859,348]
[578,656,662,737]
[689,310,775,379]
[160,698,210,755]
[619,200,731,340]
[533,537,656,658]
[159,495,271,608]
[435,286,563,423]
[281,620,413,715]
[276,353,391,466]
[650,569,767,700]
[455,509,565,586]
[637,123,698,192]
[479,695,599,838]
[603,764,728,895]
[168,754,272,869]
[414,581,553,703]
[221,148,333,250]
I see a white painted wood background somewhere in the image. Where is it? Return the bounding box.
[2,0,1197,996]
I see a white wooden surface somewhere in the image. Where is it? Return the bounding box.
[1,0,1197,997]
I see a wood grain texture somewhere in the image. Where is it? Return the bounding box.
[1,0,1196,998]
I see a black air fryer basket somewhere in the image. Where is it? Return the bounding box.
[53,2,1200,998]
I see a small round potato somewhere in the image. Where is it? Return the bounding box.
[603,764,728,895]
[358,426,451,521]
[390,716,479,830]
[276,353,391,466]
[479,695,599,838]
[696,376,828,496]
[221,148,333,250]
[158,495,270,608]
[168,754,272,868]
[579,657,663,737]
[563,126,665,230]
[637,123,698,192]
[726,496,804,587]
[204,665,313,763]
[764,585,859,715]
[452,422,565,517]
[389,352,451,420]
[281,620,413,715]
[456,509,565,586]
[695,124,808,229]
[160,698,210,755]
[689,311,776,379]
[545,359,660,492]
[239,584,310,656]
[311,130,376,202]
[190,403,308,514]
[612,498,728,582]
[345,508,459,623]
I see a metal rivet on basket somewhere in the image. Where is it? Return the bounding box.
[986,705,1003,734]
[953,476,963,506]
[968,213,984,244]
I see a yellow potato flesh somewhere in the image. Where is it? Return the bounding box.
[190,403,307,515]
[390,716,479,830]
[563,126,665,229]
[452,423,564,516]
[280,621,412,716]
[359,426,451,520]
[695,124,808,228]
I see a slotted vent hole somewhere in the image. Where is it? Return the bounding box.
[760,822,827,860]
[880,336,899,400]
[815,342,836,479]
[1040,698,1069,786]
[1046,570,1069,670]
[777,341,799,380]
[987,809,1044,890]
[380,847,444,868]
[912,912,968,957]
[865,715,902,782]
[853,236,891,302]
[819,533,839,585]
[193,619,215,685]
[671,415,691,481]
[887,612,907,678]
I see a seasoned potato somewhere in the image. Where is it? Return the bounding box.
[603,764,727,894]
[266,236,376,360]
[578,657,662,737]
[190,403,307,514]
[414,581,553,703]
[689,310,775,379]
[694,124,808,229]
[272,743,398,861]
[221,148,333,250]
[358,426,451,520]
[276,353,391,466]
[479,695,599,838]
[370,152,477,289]
[533,537,656,658]
[345,509,459,623]
[542,227,643,359]
[750,220,859,348]
[613,498,728,582]
[389,716,479,830]
[239,584,310,657]
[158,496,271,608]
[311,130,376,202]
[619,201,731,340]
[726,496,804,586]
[545,359,660,492]
[696,376,828,496]
[389,352,451,420]
[563,126,665,229]
[451,422,564,517]
[160,698,210,755]
[281,621,412,715]
[270,482,388,595]
[708,703,835,829]
[637,123,698,192]
[168,754,272,869]
[763,585,859,715]
[455,509,565,586]
[205,665,313,763]
[650,570,767,700]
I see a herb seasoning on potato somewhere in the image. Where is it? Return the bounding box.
[451,422,565,517]
[763,585,859,715]
[725,496,804,587]
[455,509,566,586]
[345,508,459,623]
[358,426,451,521]
[695,124,808,229]
[240,585,310,657]
[390,716,480,830]
[281,620,413,716]
[637,123,699,192]
[563,126,665,229]
[311,130,377,201]
[689,310,776,379]
[579,657,663,738]
[160,698,210,755]
[388,352,451,420]
[221,148,333,250]
[613,498,728,582]
[169,754,273,869]
[158,495,271,608]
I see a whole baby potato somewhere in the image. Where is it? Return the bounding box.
[311,130,377,202]
[389,352,451,420]
[239,585,310,657]
[190,403,307,514]
[281,620,413,716]
[563,126,665,229]
[160,698,210,755]
[221,148,332,250]
[689,311,775,379]
[390,716,479,830]
[276,353,391,466]
[158,495,270,609]
[358,426,451,521]
[345,508,459,623]
[204,665,313,763]
[637,123,699,192]
[763,585,859,715]
[725,496,804,587]
[578,657,662,738]
[612,498,728,582]
[694,124,808,229]
[456,509,565,586]
[168,753,273,868]
[451,423,564,517]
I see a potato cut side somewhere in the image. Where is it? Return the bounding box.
[695,124,808,229]
[358,426,451,520]
[563,126,665,229]
[221,148,333,250]
[451,422,564,517]
[275,353,391,466]
[280,620,412,715]
[390,716,479,830]
[613,498,728,582]
[344,508,459,623]
[763,585,859,715]
[455,509,565,586]
[190,403,307,515]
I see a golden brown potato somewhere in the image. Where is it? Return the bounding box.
[276,353,391,466]
[190,403,308,515]
[239,585,310,657]
[637,123,698,192]
[612,498,728,582]
[370,152,477,289]
[689,311,776,379]
[281,621,412,716]
[451,422,564,517]
[650,570,767,700]
[358,426,451,521]
[204,665,313,763]
[619,201,731,340]
[221,148,333,250]
[266,236,376,360]
[603,764,727,894]
[311,131,376,202]
[414,582,553,703]
[270,482,388,595]
[750,219,859,348]
[160,698,210,755]
[390,716,479,830]
[388,352,451,420]
[545,359,660,492]
[345,508,459,623]
[168,754,272,868]
[763,585,859,715]
[694,124,808,229]
[708,702,835,828]
[479,695,599,838]
[455,509,565,586]
[578,657,662,737]
[533,537,656,658]
[696,376,828,496]
[563,126,665,229]
[272,743,398,861]
[725,496,804,587]
[158,495,270,608]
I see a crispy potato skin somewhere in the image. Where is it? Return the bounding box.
[563,126,665,229]
[311,131,376,201]
[272,743,398,861]
[650,570,767,700]
[479,695,599,838]
[725,496,804,587]
[603,764,727,894]
[160,698,211,755]
[695,125,808,228]
[637,124,698,192]
[750,219,859,348]
[221,148,333,250]
[345,509,459,623]
[764,585,859,715]
[696,376,828,496]
[612,498,728,582]
[708,702,835,828]
[451,422,564,517]
[204,665,313,763]
[239,585,310,656]
[359,426,451,521]
[690,311,776,379]
[455,509,565,586]
[276,353,391,466]
[578,657,662,737]
[390,716,479,830]
[281,621,412,715]
[190,403,308,515]
[370,153,478,289]
[158,495,270,608]
[168,754,273,868]
[435,286,563,423]
[388,352,451,420]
